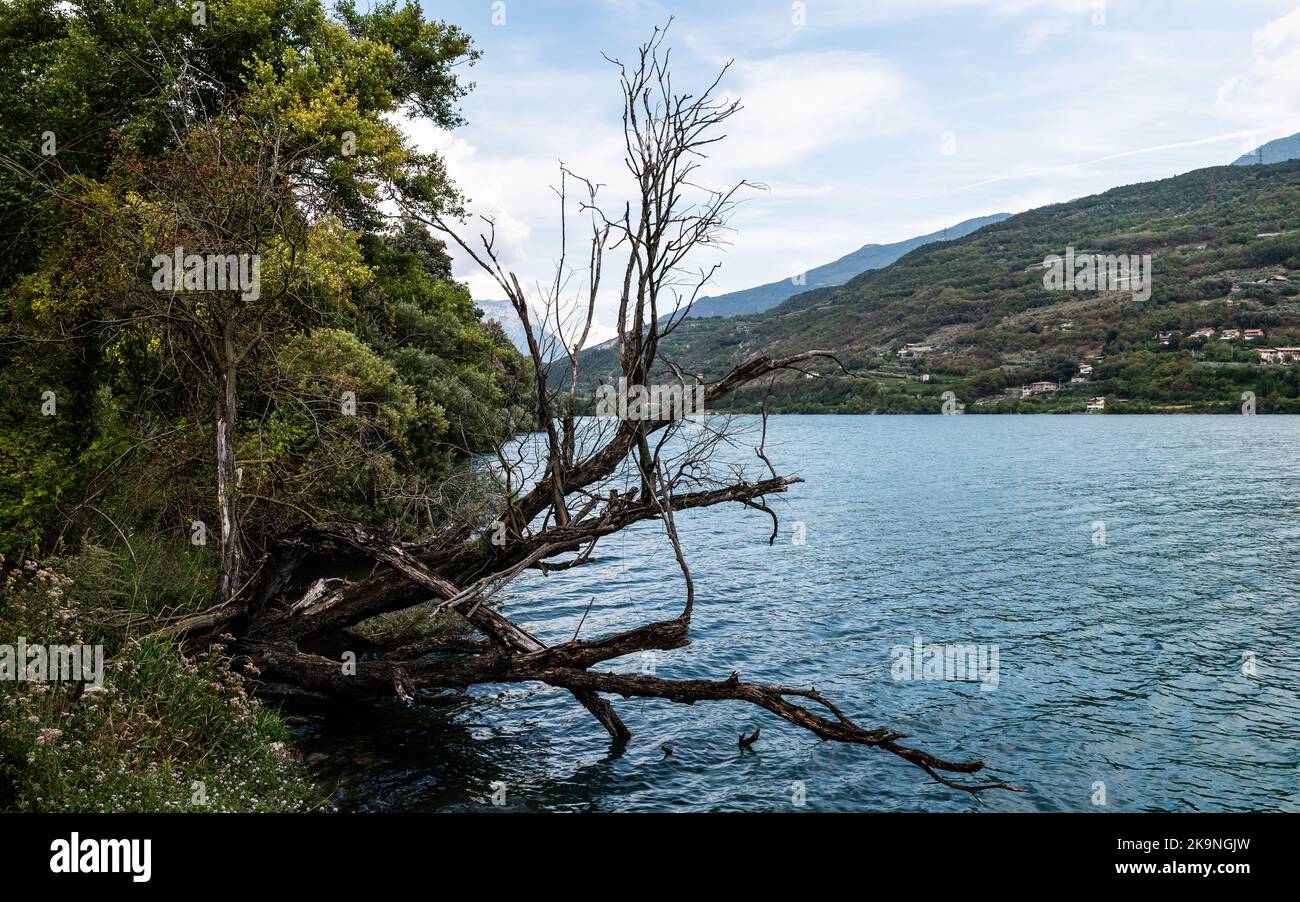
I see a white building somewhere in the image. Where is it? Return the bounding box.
[1259,347,1300,364]
[1021,381,1060,398]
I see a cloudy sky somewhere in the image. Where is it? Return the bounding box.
[402,0,1300,339]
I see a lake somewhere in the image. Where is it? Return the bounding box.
[294,414,1300,812]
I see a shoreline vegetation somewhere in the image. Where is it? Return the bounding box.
[0,0,513,813]
[707,397,1292,415]
[0,551,317,812]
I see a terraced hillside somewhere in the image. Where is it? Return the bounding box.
[567,158,1300,413]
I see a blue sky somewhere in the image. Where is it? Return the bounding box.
[400,0,1300,339]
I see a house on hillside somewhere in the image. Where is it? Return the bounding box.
[1220,328,1241,341]
[1258,347,1300,364]
[1021,381,1060,398]
[1271,347,1300,363]
[1086,397,1106,412]
[1078,364,1093,376]
[1189,327,1216,339]
[898,343,933,357]
[1244,329,1265,341]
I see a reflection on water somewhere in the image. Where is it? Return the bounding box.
[291,415,1300,812]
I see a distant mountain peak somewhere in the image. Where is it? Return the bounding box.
[1232,132,1300,166]
[685,213,1011,319]
[475,299,562,359]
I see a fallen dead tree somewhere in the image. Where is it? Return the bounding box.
[160,24,1018,798]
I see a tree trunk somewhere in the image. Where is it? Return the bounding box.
[215,322,242,605]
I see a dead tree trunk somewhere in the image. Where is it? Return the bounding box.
[157,25,1018,799]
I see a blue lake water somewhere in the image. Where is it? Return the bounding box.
[296,415,1300,812]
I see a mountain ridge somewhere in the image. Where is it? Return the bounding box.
[686,213,1011,318]
[475,299,564,360]
[1232,131,1300,167]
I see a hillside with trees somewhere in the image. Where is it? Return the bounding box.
[569,158,1300,414]
[684,212,1011,319]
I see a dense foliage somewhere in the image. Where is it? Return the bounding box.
[0,0,528,810]
[0,0,529,555]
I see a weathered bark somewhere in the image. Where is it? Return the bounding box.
[242,614,1015,794]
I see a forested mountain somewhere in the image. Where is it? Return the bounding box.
[570,158,1300,413]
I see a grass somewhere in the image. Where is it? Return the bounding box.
[0,547,319,812]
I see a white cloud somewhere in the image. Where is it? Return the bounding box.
[676,0,1106,59]
[718,52,917,177]
[399,123,531,299]
[399,70,628,300]
[1017,18,1071,52]
[1216,7,1300,122]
